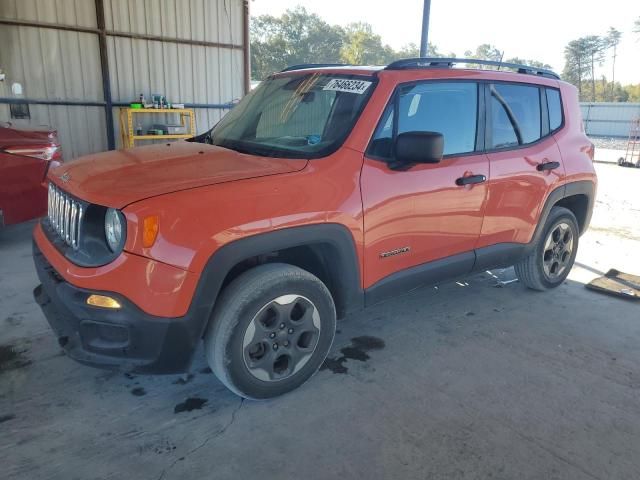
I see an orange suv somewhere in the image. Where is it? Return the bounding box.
[33,58,596,399]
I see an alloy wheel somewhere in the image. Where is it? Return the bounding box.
[242,294,321,382]
[542,222,574,280]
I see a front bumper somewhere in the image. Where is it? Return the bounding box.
[33,241,203,374]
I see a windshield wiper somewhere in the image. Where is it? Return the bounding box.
[215,139,300,159]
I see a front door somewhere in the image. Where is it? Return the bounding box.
[361,81,489,295]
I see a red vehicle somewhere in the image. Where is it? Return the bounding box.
[33,58,596,399]
[0,123,63,227]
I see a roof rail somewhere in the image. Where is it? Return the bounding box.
[280,63,350,72]
[385,57,560,79]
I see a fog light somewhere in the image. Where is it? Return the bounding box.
[86,294,122,309]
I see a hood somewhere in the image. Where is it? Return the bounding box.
[49,142,308,208]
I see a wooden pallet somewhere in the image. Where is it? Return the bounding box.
[586,269,640,300]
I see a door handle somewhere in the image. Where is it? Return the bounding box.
[536,161,560,172]
[456,174,486,186]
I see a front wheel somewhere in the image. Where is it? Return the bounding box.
[514,206,579,291]
[204,263,336,399]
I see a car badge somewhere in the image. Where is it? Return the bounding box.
[60,171,71,183]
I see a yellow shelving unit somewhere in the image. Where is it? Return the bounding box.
[119,107,196,148]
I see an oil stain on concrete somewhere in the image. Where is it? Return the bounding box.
[321,336,385,374]
[174,397,208,414]
[0,414,16,424]
[131,387,147,397]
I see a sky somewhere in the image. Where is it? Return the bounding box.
[251,0,639,85]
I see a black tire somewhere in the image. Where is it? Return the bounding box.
[204,263,336,399]
[514,206,579,291]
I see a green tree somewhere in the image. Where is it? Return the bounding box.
[396,42,420,58]
[625,84,640,102]
[589,76,629,102]
[339,22,397,65]
[250,9,445,78]
[460,45,549,72]
[464,44,503,66]
[504,57,553,69]
[563,38,591,100]
[564,35,615,101]
[606,28,622,101]
[387,42,444,61]
[607,81,630,102]
[583,35,607,101]
[250,7,344,79]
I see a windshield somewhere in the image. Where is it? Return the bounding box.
[210,73,376,159]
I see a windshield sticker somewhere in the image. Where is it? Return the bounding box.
[323,79,372,95]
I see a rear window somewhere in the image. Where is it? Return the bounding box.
[489,83,541,149]
[546,88,563,131]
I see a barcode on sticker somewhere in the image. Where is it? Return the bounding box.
[323,79,372,94]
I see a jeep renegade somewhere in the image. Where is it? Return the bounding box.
[33,58,597,399]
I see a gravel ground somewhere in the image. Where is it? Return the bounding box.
[589,136,630,151]
[589,164,640,243]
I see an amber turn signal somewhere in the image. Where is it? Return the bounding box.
[86,294,122,309]
[142,215,159,248]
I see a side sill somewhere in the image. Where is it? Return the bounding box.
[364,251,475,307]
[472,243,527,272]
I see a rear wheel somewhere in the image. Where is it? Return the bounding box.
[514,206,579,291]
[204,263,336,399]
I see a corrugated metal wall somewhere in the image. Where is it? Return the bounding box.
[0,1,106,158]
[104,0,244,147]
[580,102,640,138]
[0,0,246,159]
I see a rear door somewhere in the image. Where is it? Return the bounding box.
[477,82,565,252]
[361,80,489,292]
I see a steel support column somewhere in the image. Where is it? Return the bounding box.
[94,0,115,150]
[419,0,432,57]
[242,0,251,94]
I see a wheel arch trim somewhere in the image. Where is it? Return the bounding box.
[531,180,595,248]
[190,223,363,339]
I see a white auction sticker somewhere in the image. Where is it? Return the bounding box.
[323,78,372,94]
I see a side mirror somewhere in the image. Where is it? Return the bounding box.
[394,131,444,165]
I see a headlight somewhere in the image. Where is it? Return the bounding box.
[105,208,124,252]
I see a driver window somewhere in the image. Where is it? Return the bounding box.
[368,82,478,160]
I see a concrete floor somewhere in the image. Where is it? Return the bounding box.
[2,163,640,480]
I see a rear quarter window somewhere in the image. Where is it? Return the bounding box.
[546,88,563,131]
